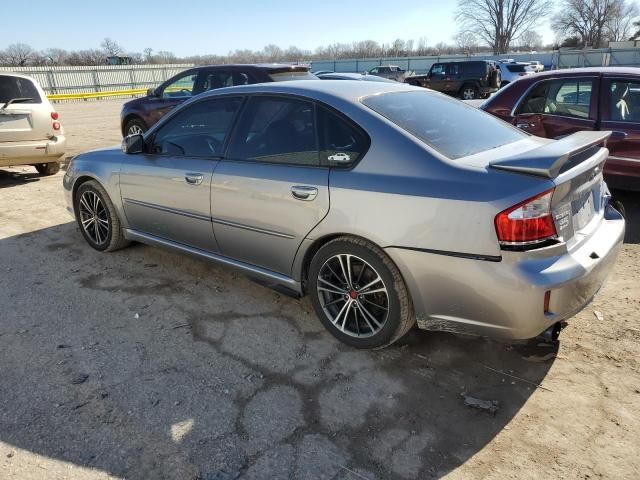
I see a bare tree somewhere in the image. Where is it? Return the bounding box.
[456,0,552,54]
[100,37,123,56]
[607,0,640,42]
[552,0,638,48]
[2,43,36,66]
[518,30,543,50]
[41,48,69,66]
[454,31,478,53]
[415,37,429,56]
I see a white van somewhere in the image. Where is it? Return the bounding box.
[0,73,66,175]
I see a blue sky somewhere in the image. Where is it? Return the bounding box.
[2,0,554,55]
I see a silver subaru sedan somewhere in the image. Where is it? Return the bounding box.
[63,80,625,349]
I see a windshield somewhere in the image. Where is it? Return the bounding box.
[0,75,42,105]
[362,91,525,159]
[269,71,317,82]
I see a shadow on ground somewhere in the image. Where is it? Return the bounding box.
[0,221,561,480]
[613,189,640,244]
[0,168,42,188]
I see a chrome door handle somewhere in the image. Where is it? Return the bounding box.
[185,173,203,185]
[291,185,318,201]
[516,123,534,129]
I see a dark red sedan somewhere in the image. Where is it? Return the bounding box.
[481,67,640,191]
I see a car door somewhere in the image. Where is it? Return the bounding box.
[427,64,446,92]
[513,77,598,139]
[446,63,462,93]
[211,95,330,275]
[119,96,243,252]
[599,77,640,185]
[147,70,201,126]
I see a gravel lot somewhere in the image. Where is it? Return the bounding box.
[1,99,639,480]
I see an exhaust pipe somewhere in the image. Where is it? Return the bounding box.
[540,322,562,342]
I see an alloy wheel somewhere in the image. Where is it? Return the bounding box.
[128,124,144,135]
[463,88,476,100]
[316,254,389,338]
[78,190,110,246]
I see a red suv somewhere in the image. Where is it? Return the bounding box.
[120,64,316,136]
[482,67,640,191]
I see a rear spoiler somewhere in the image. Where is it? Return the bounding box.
[490,131,611,178]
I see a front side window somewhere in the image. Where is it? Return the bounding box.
[227,96,319,166]
[609,80,640,122]
[317,106,369,167]
[150,97,242,157]
[161,72,198,99]
[517,79,593,119]
[0,76,41,104]
[430,64,445,76]
[363,91,525,160]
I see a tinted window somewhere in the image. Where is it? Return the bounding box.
[151,97,242,157]
[0,75,41,104]
[448,64,461,75]
[506,64,527,73]
[269,71,316,82]
[609,80,640,122]
[317,106,369,166]
[363,91,525,159]
[162,72,198,99]
[227,96,319,166]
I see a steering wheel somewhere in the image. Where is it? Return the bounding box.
[180,89,192,96]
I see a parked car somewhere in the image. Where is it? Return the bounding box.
[527,61,545,72]
[404,60,501,100]
[312,70,334,75]
[317,72,396,83]
[120,64,316,136]
[497,62,535,87]
[481,67,640,190]
[0,73,66,175]
[65,80,624,349]
[367,65,412,82]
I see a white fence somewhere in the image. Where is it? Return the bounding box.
[0,64,194,96]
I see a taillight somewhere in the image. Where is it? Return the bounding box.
[52,121,61,130]
[495,188,557,245]
[51,112,59,120]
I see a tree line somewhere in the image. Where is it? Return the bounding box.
[2,0,639,67]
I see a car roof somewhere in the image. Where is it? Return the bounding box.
[533,67,640,77]
[187,63,310,70]
[199,79,417,102]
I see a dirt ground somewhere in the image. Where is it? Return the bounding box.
[0,99,638,480]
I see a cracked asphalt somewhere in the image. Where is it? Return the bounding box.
[0,99,638,479]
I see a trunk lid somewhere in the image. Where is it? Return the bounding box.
[490,131,611,245]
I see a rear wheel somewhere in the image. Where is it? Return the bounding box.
[461,84,479,100]
[308,237,414,349]
[34,162,60,176]
[74,180,129,252]
[124,118,147,137]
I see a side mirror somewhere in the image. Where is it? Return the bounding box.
[147,88,158,97]
[122,134,144,154]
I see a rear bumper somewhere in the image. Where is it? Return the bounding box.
[386,206,625,339]
[0,136,66,167]
[604,157,640,191]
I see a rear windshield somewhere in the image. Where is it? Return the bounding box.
[506,64,527,73]
[362,91,525,159]
[0,75,42,104]
[269,71,317,82]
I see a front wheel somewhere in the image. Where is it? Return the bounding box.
[34,162,60,176]
[74,180,130,252]
[308,237,414,349]
[124,118,147,137]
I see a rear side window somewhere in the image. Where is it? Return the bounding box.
[609,80,640,122]
[0,76,41,104]
[506,64,527,73]
[227,96,319,166]
[363,91,525,159]
[150,97,242,157]
[268,71,316,82]
[317,106,369,167]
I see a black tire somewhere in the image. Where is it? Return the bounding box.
[308,236,415,349]
[460,84,479,100]
[74,180,129,252]
[123,118,147,137]
[34,162,60,176]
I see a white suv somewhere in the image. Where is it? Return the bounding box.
[497,62,535,88]
[0,73,66,175]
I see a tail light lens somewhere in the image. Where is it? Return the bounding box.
[52,121,61,131]
[495,188,557,245]
[51,112,59,120]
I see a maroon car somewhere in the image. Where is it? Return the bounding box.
[482,67,640,191]
[120,64,316,136]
